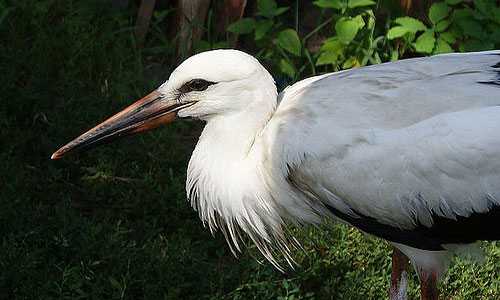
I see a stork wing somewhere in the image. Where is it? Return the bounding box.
[262,51,500,248]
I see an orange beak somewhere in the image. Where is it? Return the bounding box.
[51,90,193,159]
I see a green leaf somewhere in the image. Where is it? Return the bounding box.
[434,38,453,54]
[274,7,290,16]
[387,16,425,40]
[279,59,296,78]
[316,51,339,66]
[0,6,13,27]
[387,26,410,40]
[456,19,483,39]
[193,40,211,53]
[414,30,435,53]
[445,0,463,4]
[276,29,302,56]
[389,50,399,61]
[317,38,344,66]
[335,17,364,44]
[439,31,456,44]
[394,17,427,33]
[342,56,359,69]
[320,37,344,52]
[257,0,289,18]
[435,19,451,32]
[490,24,500,43]
[227,18,255,34]
[452,7,474,20]
[429,2,450,24]
[353,14,365,28]
[258,0,277,17]
[212,41,229,49]
[494,8,500,24]
[313,0,345,9]
[254,20,273,40]
[461,39,494,52]
[475,0,496,17]
[109,277,121,289]
[348,0,375,8]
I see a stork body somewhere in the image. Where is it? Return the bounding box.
[53,50,500,299]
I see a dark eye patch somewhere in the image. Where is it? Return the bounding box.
[179,79,216,93]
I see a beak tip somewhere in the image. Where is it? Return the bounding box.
[51,150,63,160]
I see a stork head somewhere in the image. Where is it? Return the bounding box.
[51,49,276,159]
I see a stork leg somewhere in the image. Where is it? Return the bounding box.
[419,270,438,300]
[389,247,409,300]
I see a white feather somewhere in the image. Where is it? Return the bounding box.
[158,49,500,273]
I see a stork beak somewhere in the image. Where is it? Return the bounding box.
[51,90,190,160]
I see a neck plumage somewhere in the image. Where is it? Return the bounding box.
[185,79,299,264]
[186,85,277,222]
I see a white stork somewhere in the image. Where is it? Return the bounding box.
[52,49,500,299]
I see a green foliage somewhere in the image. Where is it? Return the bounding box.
[225,0,383,80]
[227,18,256,34]
[257,0,290,18]
[387,17,427,39]
[226,0,500,80]
[387,1,500,55]
[225,0,306,80]
[0,0,13,27]
[276,29,302,56]
[313,0,387,70]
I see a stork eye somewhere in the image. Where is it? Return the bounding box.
[180,79,215,93]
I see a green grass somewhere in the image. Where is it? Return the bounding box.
[1,1,498,299]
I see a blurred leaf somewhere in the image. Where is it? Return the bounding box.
[435,19,451,32]
[276,29,302,56]
[258,0,277,16]
[475,0,496,18]
[279,59,296,78]
[109,277,121,289]
[445,0,463,4]
[461,39,494,52]
[452,7,474,20]
[274,7,290,16]
[440,31,456,44]
[429,2,450,24]
[390,50,399,61]
[494,9,500,24]
[212,41,230,49]
[313,0,345,9]
[342,56,360,69]
[387,26,410,40]
[227,18,255,34]
[456,19,483,39]
[348,0,375,8]
[414,30,435,53]
[320,37,344,52]
[316,51,339,66]
[317,38,344,65]
[0,6,13,27]
[335,16,364,44]
[435,38,453,54]
[254,20,274,40]
[193,40,211,53]
[394,17,427,32]
[258,0,289,18]
[489,24,500,43]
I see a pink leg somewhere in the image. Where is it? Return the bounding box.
[420,270,438,300]
[389,248,409,300]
